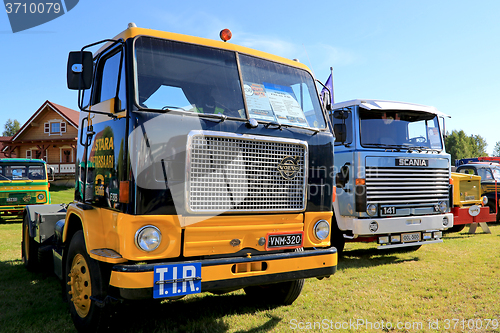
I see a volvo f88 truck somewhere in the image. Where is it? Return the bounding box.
[21,24,337,332]
[329,99,453,255]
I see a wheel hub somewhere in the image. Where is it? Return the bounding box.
[68,253,91,318]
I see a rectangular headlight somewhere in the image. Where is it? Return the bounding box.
[379,236,389,244]
[391,235,401,243]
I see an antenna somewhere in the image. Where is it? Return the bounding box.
[302,44,315,77]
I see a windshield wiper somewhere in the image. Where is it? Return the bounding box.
[0,174,11,182]
[407,146,441,153]
[364,143,404,150]
[161,105,188,111]
[265,121,282,130]
[264,121,320,134]
[200,113,227,123]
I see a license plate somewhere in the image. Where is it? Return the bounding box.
[6,197,17,202]
[381,206,396,215]
[266,231,303,251]
[402,232,421,243]
[153,262,202,299]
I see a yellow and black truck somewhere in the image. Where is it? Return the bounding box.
[22,24,337,332]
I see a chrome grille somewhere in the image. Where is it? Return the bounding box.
[186,131,307,213]
[366,167,449,207]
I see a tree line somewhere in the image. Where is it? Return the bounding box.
[445,129,500,161]
[2,119,499,160]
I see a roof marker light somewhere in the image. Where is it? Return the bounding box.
[220,29,232,42]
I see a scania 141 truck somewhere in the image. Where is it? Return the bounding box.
[329,99,453,255]
[21,24,337,332]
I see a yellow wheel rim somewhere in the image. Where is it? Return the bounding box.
[68,254,92,318]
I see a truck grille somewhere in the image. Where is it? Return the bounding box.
[366,167,449,209]
[186,131,307,213]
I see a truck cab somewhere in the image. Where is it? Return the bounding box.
[0,158,50,218]
[22,24,337,332]
[330,99,453,254]
[456,162,500,221]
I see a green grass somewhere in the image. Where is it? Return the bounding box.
[49,185,75,205]
[1,198,500,332]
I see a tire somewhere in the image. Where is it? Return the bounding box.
[330,231,345,259]
[65,231,109,333]
[486,202,500,222]
[22,214,39,271]
[244,279,304,306]
[243,249,305,306]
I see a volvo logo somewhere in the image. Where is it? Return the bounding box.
[277,156,300,180]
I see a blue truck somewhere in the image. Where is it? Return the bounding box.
[329,99,453,255]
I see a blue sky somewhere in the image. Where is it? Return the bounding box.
[1,0,499,154]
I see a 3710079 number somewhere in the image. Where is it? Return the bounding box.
[5,2,61,14]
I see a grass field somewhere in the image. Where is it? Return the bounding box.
[1,187,499,332]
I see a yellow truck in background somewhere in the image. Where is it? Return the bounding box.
[449,172,494,232]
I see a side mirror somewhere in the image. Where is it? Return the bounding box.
[334,123,346,143]
[321,90,332,112]
[336,164,350,188]
[48,166,55,181]
[333,110,349,120]
[67,51,93,90]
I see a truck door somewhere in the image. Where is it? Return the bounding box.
[76,45,126,207]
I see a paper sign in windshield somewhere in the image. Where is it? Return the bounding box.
[244,83,276,122]
[263,83,309,127]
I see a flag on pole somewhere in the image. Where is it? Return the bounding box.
[320,68,334,104]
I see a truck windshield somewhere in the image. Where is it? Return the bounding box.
[0,163,46,181]
[134,36,326,130]
[359,109,442,150]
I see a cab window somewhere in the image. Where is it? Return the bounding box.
[96,49,126,109]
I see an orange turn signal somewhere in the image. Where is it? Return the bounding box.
[119,181,130,204]
[355,178,365,186]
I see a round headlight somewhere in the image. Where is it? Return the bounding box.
[135,225,161,252]
[482,196,488,206]
[366,203,377,216]
[37,193,45,200]
[438,201,448,213]
[314,220,330,240]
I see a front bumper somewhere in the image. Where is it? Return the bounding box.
[452,206,493,225]
[351,213,453,235]
[109,247,337,300]
[0,206,25,215]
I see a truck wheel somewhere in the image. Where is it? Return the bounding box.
[330,231,345,259]
[243,248,304,305]
[65,231,109,332]
[244,279,304,306]
[22,215,39,271]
